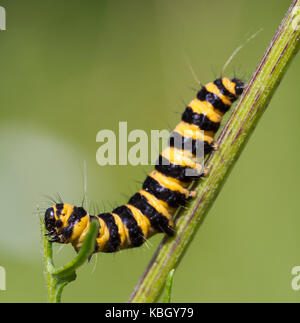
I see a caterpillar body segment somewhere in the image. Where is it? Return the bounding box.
[44,77,244,254]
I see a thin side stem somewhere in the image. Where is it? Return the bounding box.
[129,0,300,303]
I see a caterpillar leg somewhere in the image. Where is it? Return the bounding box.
[186,165,208,199]
[203,167,209,177]
[188,190,197,199]
[211,142,219,151]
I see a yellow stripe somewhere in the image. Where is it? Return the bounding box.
[139,189,172,222]
[174,121,214,144]
[70,214,89,242]
[71,217,91,250]
[95,218,110,251]
[149,170,190,194]
[189,98,223,123]
[111,213,127,248]
[222,77,236,96]
[126,204,151,238]
[53,204,57,217]
[161,146,203,174]
[205,82,232,106]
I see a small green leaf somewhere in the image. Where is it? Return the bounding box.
[163,269,175,303]
[40,212,99,303]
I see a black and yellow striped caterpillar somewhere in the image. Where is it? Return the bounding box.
[44,77,244,254]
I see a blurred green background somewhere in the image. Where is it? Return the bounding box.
[0,0,299,303]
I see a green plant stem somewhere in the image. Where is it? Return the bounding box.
[40,216,99,303]
[129,0,300,303]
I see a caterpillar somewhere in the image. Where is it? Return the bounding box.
[44,77,244,254]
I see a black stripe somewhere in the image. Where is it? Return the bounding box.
[168,131,214,156]
[214,78,236,102]
[128,193,174,236]
[155,155,204,182]
[97,213,121,252]
[112,205,144,247]
[182,106,220,132]
[197,87,231,113]
[142,176,187,208]
[55,203,64,217]
[67,206,87,224]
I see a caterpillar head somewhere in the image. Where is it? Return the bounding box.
[44,203,89,244]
